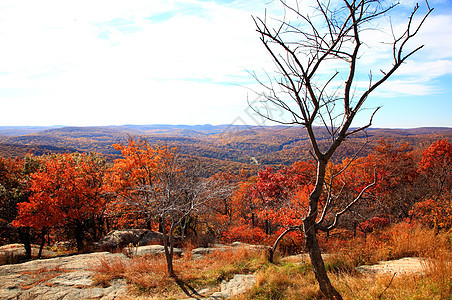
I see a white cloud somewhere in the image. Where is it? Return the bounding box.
[0,0,450,126]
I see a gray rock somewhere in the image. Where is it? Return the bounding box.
[137,230,164,245]
[230,242,268,251]
[0,252,128,299]
[190,247,230,259]
[127,244,183,256]
[209,274,257,299]
[356,257,426,275]
[95,229,149,250]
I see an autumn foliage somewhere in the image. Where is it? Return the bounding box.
[12,153,107,251]
[0,138,450,258]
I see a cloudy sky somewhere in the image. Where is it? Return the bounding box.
[0,0,451,128]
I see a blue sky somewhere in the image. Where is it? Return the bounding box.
[0,0,451,128]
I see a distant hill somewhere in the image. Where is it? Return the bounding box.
[0,126,64,136]
[1,125,451,174]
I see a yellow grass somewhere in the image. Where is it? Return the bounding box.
[92,225,451,299]
[92,246,267,298]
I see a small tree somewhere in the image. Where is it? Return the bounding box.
[109,139,211,277]
[252,0,432,298]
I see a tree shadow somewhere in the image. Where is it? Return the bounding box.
[173,275,205,299]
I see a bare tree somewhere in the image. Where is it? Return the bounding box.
[109,140,213,277]
[152,154,206,277]
[251,0,432,298]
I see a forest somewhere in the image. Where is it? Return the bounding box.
[1,125,452,170]
[1,136,450,245]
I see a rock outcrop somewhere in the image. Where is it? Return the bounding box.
[209,274,257,299]
[95,229,150,250]
[95,229,183,251]
[0,252,128,300]
[125,244,183,257]
[0,244,58,265]
[356,257,427,275]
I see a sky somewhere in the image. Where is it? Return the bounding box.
[0,0,451,128]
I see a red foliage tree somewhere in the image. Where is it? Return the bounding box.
[13,153,107,252]
[223,161,315,247]
[367,139,419,220]
[418,139,452,199]
[410,139,452,230]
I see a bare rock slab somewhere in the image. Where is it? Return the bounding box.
[125,244,183,257]
[209,274,257,299]
[0,252,128,300]
[356,257,426,275]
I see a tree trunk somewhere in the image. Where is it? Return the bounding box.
[158,216,164,233]
[180,216,187,241]
[268,226,299,263]
[304,161,342,299]
[161,218,176,278]
[106,218,110,234]
[19,227,32,260]
[91,216,98,242]
[304,217,342,299]
[74,222,85,252]
[38,227,47,259]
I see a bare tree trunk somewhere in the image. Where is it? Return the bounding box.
[158,216,164,233]
[268,226,300,263]
[161,218,176,278]
[304,161,342,299]
[38,227,47,259]
[304,217,342,299]
[74,221,85,253]
[19,227,32,260]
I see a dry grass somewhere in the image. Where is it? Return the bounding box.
[19,266,73,290]
[238,253,451,299]
[237,224,452,300]
[92,246,267,298]
[177,246,267,285]
[92,254,171,293]
[92,225,451,299]
[321,223,452,274]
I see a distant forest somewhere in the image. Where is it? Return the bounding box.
[1,125,451,175]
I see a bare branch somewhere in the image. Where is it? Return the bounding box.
[317,167,377,232]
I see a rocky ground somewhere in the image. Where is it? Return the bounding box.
[0,231,428,299]
[0,243,262,300]
[0,251,128,299]
[356,257,427,275]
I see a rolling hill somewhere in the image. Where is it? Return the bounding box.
[1,125,451,174]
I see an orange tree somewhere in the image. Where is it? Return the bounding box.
[417,139,452,199]
[13,153,107,252]
[318,139,424,238]
[200,171,243,241]
[410,139,452,230]
[370,139,419,220]
[325,139,418,234]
